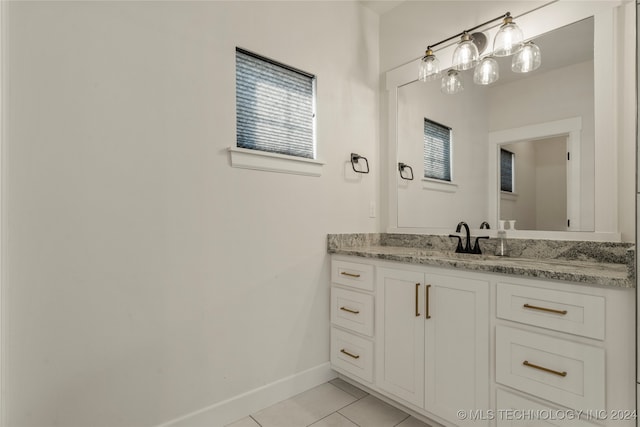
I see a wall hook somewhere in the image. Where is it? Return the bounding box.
[350,153,370,174]
[398,162,414,180]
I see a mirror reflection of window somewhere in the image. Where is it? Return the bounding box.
[500,149,515,193]
[423,118,452,182]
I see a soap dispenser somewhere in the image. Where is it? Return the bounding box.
[495,220,509,257]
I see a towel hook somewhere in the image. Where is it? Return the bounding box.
[350,153,370,174]
[398,162,414,180]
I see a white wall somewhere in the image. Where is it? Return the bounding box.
[2,2,380,426]
[534,137,568,231]
[618,1,636,243]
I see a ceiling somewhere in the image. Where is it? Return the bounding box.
[492,16,594,86]
[360,0,405,15]
[364,0,593,83]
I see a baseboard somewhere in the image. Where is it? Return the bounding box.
[156,362,336,427]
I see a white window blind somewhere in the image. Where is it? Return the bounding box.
[423,118,451,181]
[235,48,316,159]
[500,148,514,192]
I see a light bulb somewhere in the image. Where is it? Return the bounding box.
[512,41,541,73]
[419,49,441,82]
[473,57,499,85]
[493,14,524,57]
[441,69,463,95]
[452,33,479,71]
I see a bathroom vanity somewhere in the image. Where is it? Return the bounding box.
[328,234,635,427]
[364,1,636,424]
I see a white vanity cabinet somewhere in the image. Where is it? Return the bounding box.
[496,282,605,412]
[329,255,635,427]
[330,259,375,384]
[493,277,635,427]
[374,267,425,406]
[376,266,490,426]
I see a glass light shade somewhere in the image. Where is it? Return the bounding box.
[452,33,479,71]
[493,16,524,57]
[441,69,463,95]
[419,50,441,82]
[473,57,499,85]
[511,41,541,73]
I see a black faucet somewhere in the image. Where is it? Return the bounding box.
[472,236,490,254]
[449,221,490,254]
[449,221,472,253]
[480,221,490,229]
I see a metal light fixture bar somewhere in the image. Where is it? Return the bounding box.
[424,12,512,52]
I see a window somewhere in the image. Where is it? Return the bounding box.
[500,148,514,192]
[235,47,316,159]
[423,118,451,181]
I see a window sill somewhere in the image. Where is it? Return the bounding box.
[500,191,518,201]
[228,147,324,177]
[421,178,458,193]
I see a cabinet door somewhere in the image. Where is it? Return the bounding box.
[424,273,490,426]
[376,267,425,407]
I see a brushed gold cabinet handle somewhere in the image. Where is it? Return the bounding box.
[341,272,361,278]
[340,349,360,359]
[425,284,431,319]
[340,306,359,314]
[523,360,567,377]
[523,304,568,315]
[415,283,420,317]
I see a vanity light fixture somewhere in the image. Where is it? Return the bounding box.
[474,56,499,85]
[419,49,441,82]
[512,41,541,73]
[493,13,524,57]
[419,11,539,94]
[452,32,479,71]
[441,69,463,95]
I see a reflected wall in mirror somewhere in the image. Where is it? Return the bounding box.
[396,17,595,232]
[397,69,489,229]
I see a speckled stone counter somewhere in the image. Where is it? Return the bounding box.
[328,233,635,288]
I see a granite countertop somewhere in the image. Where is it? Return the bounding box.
[328,234,635,288]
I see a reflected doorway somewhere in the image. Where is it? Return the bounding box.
[500,136,568,231]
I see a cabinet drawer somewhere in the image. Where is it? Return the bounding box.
[332,260,374,291]
[331,287,374,336]
[496,326,604,411]
[497,389,599,426]
[497,283,605,340]
[331,327,374,383]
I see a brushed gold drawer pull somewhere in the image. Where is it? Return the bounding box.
[340,306,360,314]
[523,303,568,315]
[341,272,361,278]
[425,284,431,319]
[523,360,567,377]
[340,349,360,359]
[415,283,420,317]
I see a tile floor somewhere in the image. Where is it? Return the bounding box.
[225,378,435,427]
